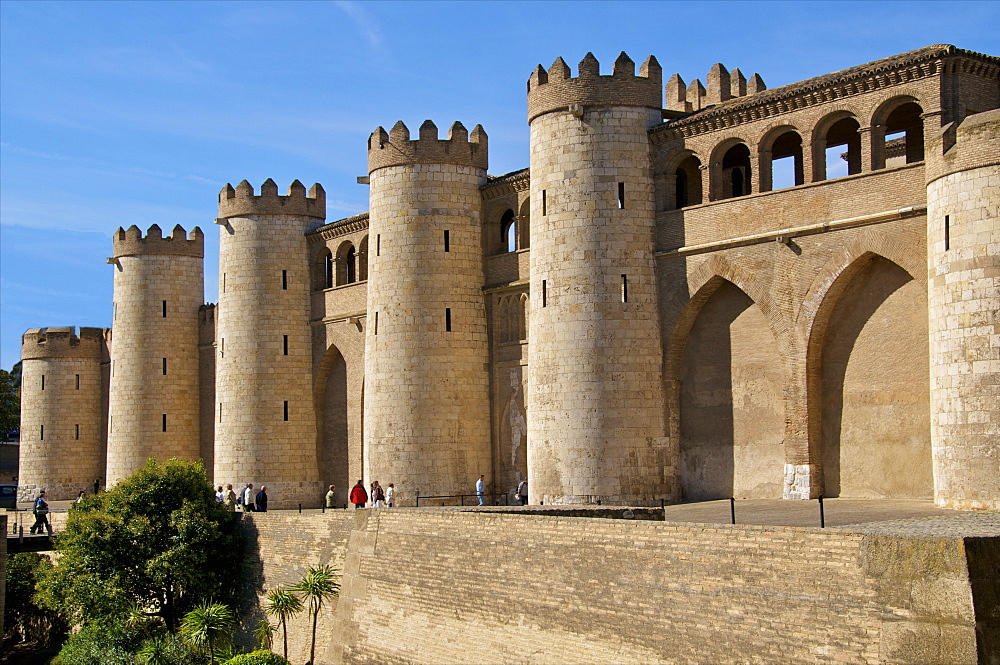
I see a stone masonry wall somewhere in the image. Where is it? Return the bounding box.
[215,200,324,509]
[925,110,1000,511]
[286,509,989,665]
[527,104,672,506]
[107,248,203,483]
[364,161,492,506]
[18,328,106,501]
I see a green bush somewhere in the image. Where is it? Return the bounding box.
[51,620,141,665]
[222,650,290,665]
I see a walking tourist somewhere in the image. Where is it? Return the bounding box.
[224,484,237,512]
[517,479,528,506]
[30,490,52,535]
[243,483,256,512]
[350,479,368,508]
[325,484,337,509]
[476,474,486,506]
[256,485,268,512]
[215,486,225,503]
[385,483,395,508]
[76,490,85,504]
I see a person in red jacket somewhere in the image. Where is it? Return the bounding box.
[349,480,368,509]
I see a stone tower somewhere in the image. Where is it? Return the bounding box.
[525,53,672,505]
[364,120,492,506]
[18,327,108,501]
[106,225,204,483]
[925,109,1000,511]
[215,179,325,508]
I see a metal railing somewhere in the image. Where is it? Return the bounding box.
[415,492,514,507]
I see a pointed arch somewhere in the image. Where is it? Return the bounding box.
[805,250,931,498]
[673,276,786,500]
[315,343,350,500]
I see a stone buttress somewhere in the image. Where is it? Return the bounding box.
[925,109,1000,511]
[215,180,325,508]
[526,53,674,505]
[106,225,203,483]
[18,327,108,500]
[364,120,493,506]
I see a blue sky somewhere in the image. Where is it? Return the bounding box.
[1,0,998,369]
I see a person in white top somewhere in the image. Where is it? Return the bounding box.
[385,483,395,508]
[243,483,256,512]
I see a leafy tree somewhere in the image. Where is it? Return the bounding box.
[3,552,68,647]
[222,650,290,665]
[180,602,236,665]
[37,458,245,632]
[291,566,340,665]
[0,363,20,440]
[263,588,302,661]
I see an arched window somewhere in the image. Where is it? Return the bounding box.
[500,209,517,253]
[518,293,528,340]
[883,102,924,167]
[345,246,356,284]
[822,116,861,180]
[721,143,751,199]
[675,155,703,208]
[358,236,369,281]
[499,297,511,342]
[335,242,357,286]
[322,249,334,289]
[769,130,803,191]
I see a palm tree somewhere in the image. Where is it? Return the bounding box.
[180,602,236,665]
[254,617,276,651]
[291,566,340,665]
[264,587,303,660]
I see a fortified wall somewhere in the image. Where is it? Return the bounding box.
[238,510,1000,665]
[16,44,1000,512]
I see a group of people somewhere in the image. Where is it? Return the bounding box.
[346,480,394,509]
[216,482,268,512]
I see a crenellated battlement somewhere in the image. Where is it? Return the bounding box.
[111,224,204,259]
[217,179,326,220]
[665,63,766,113]
[527,52,662,123]
[367,120,488,173]
[21,326,107,360]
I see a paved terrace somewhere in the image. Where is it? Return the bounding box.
[8,498,999,540]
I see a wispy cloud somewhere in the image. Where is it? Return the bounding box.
[332,1,384,48]
[0,195,205,235]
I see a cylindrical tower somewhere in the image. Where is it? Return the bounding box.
[18,327,108,501]
[215,179,325,508]
[526,52,672,505]
[925,109,1000,511]
[106,225,204,483]
[364,120,492,506]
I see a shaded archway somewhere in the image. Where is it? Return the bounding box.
[810,254,931,498]
[679,279,785,500]
[317,344,349,503]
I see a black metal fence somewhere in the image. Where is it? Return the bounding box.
[415,492,517,507]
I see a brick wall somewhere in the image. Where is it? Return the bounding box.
[241,510,994,665]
